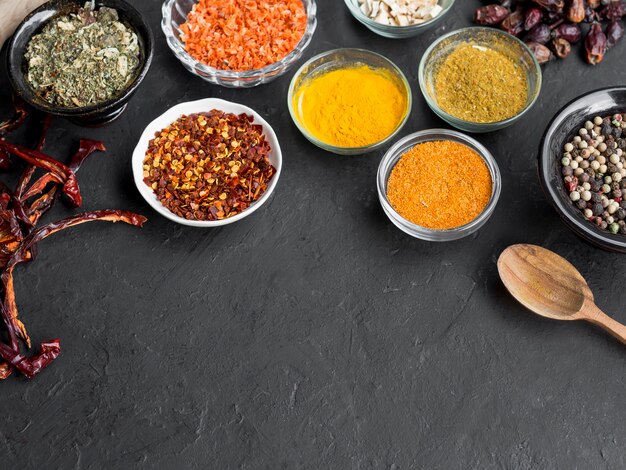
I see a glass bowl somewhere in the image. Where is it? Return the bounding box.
[539,87,626,253]
[418,27,542,133]
[343,0,455,39]
[7,0,153,126]
[161,0,317,88]
[377,129,501,241]
[287,48,412,155]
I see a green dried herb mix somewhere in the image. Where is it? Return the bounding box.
[24,2,141,108]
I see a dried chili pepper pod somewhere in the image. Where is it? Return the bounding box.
[554,22,583,42]
[501,8,526,36]
[475,5,511,25]
[567,0,586,22]
[525,7,544,30]
[526,23,553,43]
[551,37,572,58]
[606,20,625,47]
[532,0,566,11]
[526,41,556,63]
[585,22,608,64]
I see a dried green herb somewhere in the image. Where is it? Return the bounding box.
[24,2,140,108]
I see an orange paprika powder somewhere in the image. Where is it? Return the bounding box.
[386,141,492,229]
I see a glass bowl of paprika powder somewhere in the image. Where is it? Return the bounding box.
[418,27,542,133]
[377,129,502,241]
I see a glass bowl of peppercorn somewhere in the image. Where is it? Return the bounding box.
[418,27,542,133]
[540,87,626,253]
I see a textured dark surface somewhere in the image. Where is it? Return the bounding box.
[2,1,626,468]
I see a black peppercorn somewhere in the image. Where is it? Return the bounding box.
[562,166,574,176]
[617,208,626,220]
[593,203,604,216]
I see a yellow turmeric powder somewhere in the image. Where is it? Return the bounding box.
[293,65,408,148]
[387,141,492,229]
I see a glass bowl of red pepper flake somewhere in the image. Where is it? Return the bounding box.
[132,98,282,226]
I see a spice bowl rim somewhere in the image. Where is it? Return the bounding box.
[131,98,282,228]
[539,86,626,252]
[160,0,317,88]
[287,47,413,155]
[418,26,542,133]
[377,129,501,241]
[343,0,456,38]
[7,0,154,122]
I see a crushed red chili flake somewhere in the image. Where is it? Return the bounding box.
[143,110,275,221]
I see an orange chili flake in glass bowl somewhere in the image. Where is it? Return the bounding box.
[179,0,308,72]
[143,110,275,221]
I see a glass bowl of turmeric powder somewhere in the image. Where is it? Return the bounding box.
[418,27,542,133]
[377,129,502,241]
[288,48,412,155]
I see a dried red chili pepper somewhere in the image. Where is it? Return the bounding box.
[0,96,27,137]
[0,101,146,380]
[0,140,82,206]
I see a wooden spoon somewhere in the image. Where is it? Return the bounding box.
[0,0,47,49]
[498,244,626,344]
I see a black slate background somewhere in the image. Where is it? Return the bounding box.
[2,1,626,468]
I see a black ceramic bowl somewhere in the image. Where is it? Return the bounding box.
[7,0,153,126]
[539,87,626,253]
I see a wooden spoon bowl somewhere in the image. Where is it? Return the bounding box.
[498,244,626,344]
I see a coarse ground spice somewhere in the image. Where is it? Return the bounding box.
[386,141,492,229]
[433,43,528,124]
[293,66,408,148]
[180,0,307,72]
[143,110,275,221]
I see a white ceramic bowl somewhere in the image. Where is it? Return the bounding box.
[132,98,282,227]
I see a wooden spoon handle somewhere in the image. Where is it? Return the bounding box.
[582,302,626,345]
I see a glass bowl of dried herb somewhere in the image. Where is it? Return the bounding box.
[7,0,154,126]
[377,129,502,241]
[418,27,542,133]
[161,0,317,88]
[132,98,282,227]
